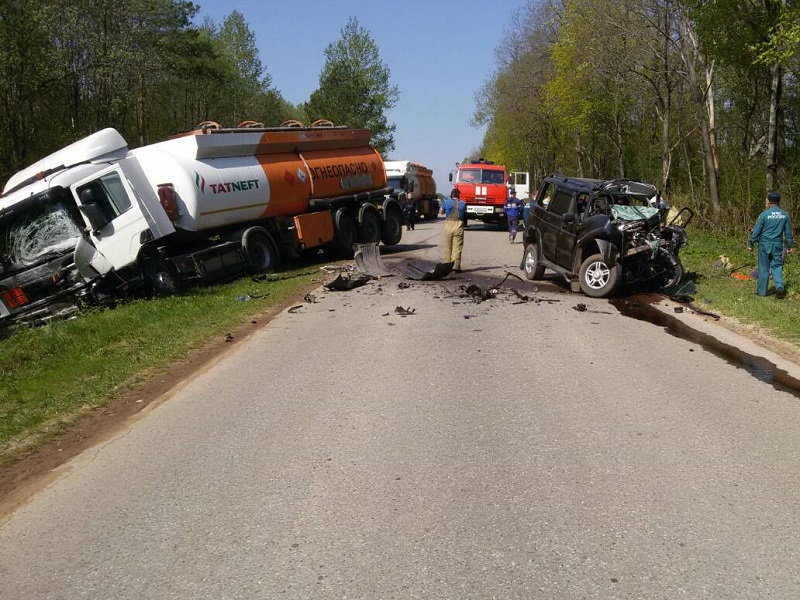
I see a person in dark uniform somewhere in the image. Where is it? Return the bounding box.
[504,188,524,244]
[403,196,417,231]
[748,191,794,298]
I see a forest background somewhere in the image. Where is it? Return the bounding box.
[0,0,799,233]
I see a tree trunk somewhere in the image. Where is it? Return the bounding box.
[766,63,782,191]
[615,109,625,178]
[576,131,584,178]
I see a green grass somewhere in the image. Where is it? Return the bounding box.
[681,231,800,344]
[0,267,320,464]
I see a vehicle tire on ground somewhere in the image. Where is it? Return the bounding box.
[334,211,358,255]
[660,254,684,288]
[578,253,620,298]
[141,259,180,297]
[523,243,545,280]
[380,207,403,246]
[357,209,382,243]
[243,229,279,273]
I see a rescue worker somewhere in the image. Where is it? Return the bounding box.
[403,197,417,231]
[504,188,524,244]
[748,191,794,298]
[441,188,467,272]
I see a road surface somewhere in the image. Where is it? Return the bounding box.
[2,219,800,599]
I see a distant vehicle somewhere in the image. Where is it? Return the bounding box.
[508,171,531,200]
[521,174,693,297]
[0,121,403,326]
[384,160,439,220]
[449,159,529,225]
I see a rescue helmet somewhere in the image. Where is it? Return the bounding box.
[768,191,781,204]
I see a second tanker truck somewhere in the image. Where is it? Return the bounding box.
[0,121,404,325]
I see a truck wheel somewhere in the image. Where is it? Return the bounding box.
[578,253,620,298]
[381,207,403,245]
[142,261,180,297]
[358,210,382,243]
[523,243,545,280]
[244,230,279,273]
[334,212,358,256]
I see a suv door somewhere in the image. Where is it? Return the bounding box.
[538,186,577,268]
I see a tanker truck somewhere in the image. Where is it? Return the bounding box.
[0,122,404,326]
[384,160,439,220]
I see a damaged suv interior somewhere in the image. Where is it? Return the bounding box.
[522,175,693,297]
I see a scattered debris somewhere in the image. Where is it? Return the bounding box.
[674,306,684,313]
[321,264,357,274]
[399,260,454,280]
[398,282,411,290]
[688,303,720,320]
[324,273,373,291]
[712,255,732,270]
[462,284,497,301]
[303,293,318,303]
[224,332,233,342]
[354,242,392,277]
[235,292,267,302]
[288,305,305,314]
[731,271,752,281]
[394,306,416,316]
[573,303,587,312]
[510,289,531,304]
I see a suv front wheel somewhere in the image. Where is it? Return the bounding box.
[578,253,620,297]
[523,243,545,280]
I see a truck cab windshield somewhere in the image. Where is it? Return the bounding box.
[0,188,83,275]
[387,176,405,194]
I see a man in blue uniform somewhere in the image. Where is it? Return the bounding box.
[748,191,794,298]
[504,188,524,244]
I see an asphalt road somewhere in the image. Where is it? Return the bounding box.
[2,218,800,599]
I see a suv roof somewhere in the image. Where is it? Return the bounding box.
[543,174,658,200]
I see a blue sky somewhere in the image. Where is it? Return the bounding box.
[195,0,526,194]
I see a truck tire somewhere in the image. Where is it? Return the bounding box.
[381,207,403,246]
[578,253,620,298]
[243,230,279,273]
[358,209,382,243]
[334,211,358,256]
[523,243,545,280]
[141,260,180,297]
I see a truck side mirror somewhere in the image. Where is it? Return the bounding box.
[448,173,453,182]
[78,190,109,232]
[80,203,109,232]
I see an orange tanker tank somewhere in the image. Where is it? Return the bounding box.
[132,124,388,231]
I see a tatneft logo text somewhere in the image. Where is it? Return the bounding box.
[206,180,261,194]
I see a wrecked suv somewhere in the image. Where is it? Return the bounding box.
[521,175,693,297]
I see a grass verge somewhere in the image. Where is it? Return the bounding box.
[0,267,321,466]
[681,231,800,345]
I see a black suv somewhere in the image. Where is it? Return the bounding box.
[521,175,693,297]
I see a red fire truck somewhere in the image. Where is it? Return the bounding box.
[449,159,509,224]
